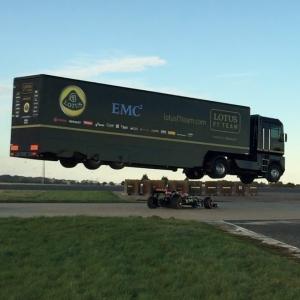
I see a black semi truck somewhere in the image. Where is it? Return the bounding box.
[10,74,287,184]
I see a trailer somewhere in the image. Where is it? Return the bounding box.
[10,74,287,183]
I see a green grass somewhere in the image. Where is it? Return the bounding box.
[0,190,131,203]
[0,217,300,300]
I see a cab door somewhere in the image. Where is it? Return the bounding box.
[261,120,284,153]
[262,124,270,152]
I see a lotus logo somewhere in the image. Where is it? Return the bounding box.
[59,85,86,117]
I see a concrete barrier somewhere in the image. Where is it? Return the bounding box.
[124,179,258,196]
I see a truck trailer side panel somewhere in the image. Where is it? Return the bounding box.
[11,75,250,169]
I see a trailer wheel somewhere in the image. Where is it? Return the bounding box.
[170,194,183,209]
[203,197,213,209]
[206,157,228,178]
[110,162,124,170]
[147,196,158,209]
[239,174,256,184]
[60,158,77,168]
[183,168,204,180]
[83,159,101,170]
[266,164,282,183]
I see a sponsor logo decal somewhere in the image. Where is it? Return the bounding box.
[95,122,105,127]
[68,120,82,125]
[83,120,93,126]
[112,102,143,117]
[23,102,30,113]
[168,131,176,136]
[151,129,159,133]
[59,85,86,117]
[106,123,114,128]
[53,117,67,123]
[210,109,241,134]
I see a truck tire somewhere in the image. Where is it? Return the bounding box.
[266,164,282,183]
[206,157,228,179]
[170,194,183,209]
[110,162,124,170]
[183,168,204,179]
[83,159,101,170]
[239,174,256,184]
[60,158,77,168]
[147,196,158,209]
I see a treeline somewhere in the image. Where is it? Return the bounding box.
[141,174,299,188]
[0,174,297,187]
[0,175,119,186]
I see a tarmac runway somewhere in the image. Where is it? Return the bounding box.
[0,192,299,220]
[1,191,300,251]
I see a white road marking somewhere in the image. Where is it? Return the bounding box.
[209,220,300,259]
[232,220,298,226]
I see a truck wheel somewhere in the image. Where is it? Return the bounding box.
[83,159,101,170]
[203,197,213,209]
[60,158,77,168]
[183,168,204,179]
[147,196,158,209]
[170,194,183,209]
[266,164,282,183]
[110,162,124,170]
[239,174,256,184]
[207,157,228,178]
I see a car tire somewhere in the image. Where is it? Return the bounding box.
[147,196,158,209]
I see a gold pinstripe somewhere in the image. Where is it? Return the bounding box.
[11,124,250,150]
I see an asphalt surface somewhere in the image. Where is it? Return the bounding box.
[0,192,299,220]
[227,219,300,249]
[0,191,300,249]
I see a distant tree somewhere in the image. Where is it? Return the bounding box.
[109,181,115,186]
[121,181,125,186]
[102,181,107,186]
[161,176,169,186]
[270,181,283,187]
[286,182,295,188]
[141,174,149,181]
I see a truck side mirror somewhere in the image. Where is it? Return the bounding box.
[285,133,287,142]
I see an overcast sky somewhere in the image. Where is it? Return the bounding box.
[0,0,299,183]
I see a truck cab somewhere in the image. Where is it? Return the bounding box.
[238,115,286,184]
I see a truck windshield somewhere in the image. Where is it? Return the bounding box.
[270,126,282,139]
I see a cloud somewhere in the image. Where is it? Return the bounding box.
[0,54,167,118]
[46,56,166,80]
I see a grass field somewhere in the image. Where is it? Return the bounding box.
[0,190,132,203]
[0,217,300,300]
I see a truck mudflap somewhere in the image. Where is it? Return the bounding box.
[147,189,218,209]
